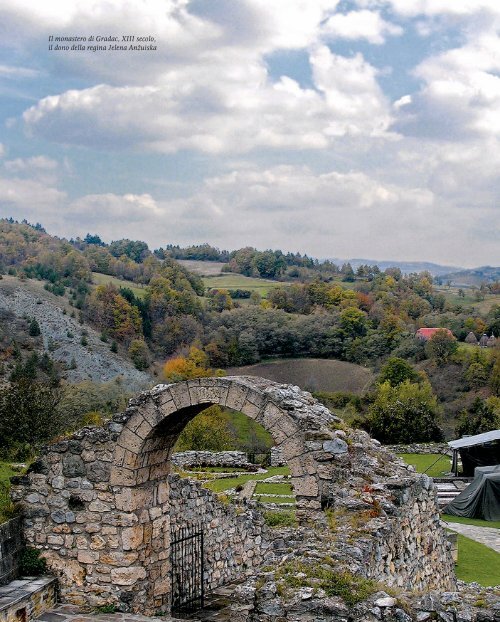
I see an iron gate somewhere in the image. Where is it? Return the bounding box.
[170,523,204,613]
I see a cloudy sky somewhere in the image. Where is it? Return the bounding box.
[0,0,499,267]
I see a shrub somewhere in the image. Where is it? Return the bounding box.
[28,318,41,337]
[20,547,47,576]
[264,510,298,528]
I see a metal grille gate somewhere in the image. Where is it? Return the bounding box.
[170,523,204,613]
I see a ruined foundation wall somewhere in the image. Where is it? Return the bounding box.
[9,377,457,614]
[363,476,455,591]
[171,451,251,469]
[168,474,269,591]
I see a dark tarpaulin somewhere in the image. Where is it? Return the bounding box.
[444,465,500,521]
[459,441,500,476]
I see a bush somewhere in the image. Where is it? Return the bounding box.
[363,379,443,444]
[264,510,298,528]
[28,318,41,337]
[20,547,47,576]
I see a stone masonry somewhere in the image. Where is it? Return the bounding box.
[10,376,456,615]
[170,450,251,469]
[169,474,269,591]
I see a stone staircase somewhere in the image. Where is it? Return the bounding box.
[433,478,472,509]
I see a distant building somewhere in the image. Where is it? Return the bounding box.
[479,333,489,347]
[415,327,454,341]
[465,331,478,345]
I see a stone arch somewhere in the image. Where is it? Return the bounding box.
[106,376,334,612]
[12,376,343,615]
[110,376,321,502]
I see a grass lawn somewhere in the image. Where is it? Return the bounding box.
[203,466,290,492]
[397,453,451,477]
[203,274,284,297]
[0,462,18,523]
[186,466,251,473]
[92,272,147,299]
[455,534,500,586]
[255,482,293,495]
[442,514,500,530]
[226,410,274,452]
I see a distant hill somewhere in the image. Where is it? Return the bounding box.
[438,266,500,287]
[330,258,464,276]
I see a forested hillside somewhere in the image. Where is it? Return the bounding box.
[0,218,499,452]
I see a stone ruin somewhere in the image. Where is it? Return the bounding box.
[10,376,464,617]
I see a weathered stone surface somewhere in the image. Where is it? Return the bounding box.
[323,438,349,455]
[11,375,457,617]
[110,566,147,585]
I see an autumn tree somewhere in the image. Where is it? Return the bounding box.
[425,329,457,365]
[163,346,224,382]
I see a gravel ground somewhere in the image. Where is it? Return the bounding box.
[0,277,152,390]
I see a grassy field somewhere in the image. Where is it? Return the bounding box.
[443,514,500,530]
[226,410,274,451]
[202,466,290,492]
[92,272,147,299]
[398,453,452,477]
[227,358,374,394]
[435,286,500,314]
[177,260,226,276]
[203,274,284,297]
[255,482,293,495]
[455,534,500,586]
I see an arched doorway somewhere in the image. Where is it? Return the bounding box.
[13,376,341,614]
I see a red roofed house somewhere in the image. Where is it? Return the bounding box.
[415,327,454,341]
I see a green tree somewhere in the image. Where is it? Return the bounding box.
[128,339,150,370]
[364,380,443,444]
[463,360,489,390]
[425,329,457,365]
[456,398,500,437]
[28,318,41,336]
[378,357,420,387]
[175,406,235,451]
[0,378,62,454]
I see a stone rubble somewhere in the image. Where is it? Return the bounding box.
[10,377,459,617]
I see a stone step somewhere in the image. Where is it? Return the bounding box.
[0,576,57,622]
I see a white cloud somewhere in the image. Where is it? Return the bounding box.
[394,31,500,140]
[0,64,40,79]
[21,44,392,153]
[4,155,57,173]
[387,0,500,18]
[322,10,403,45]
[0,176,66,220]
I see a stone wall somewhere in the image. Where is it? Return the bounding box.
[171,450,251,469]
[0,516,23,586]
[169,474,269,591]
[386,443,451,456]
[10,376,457,615]
[269,446,285,467]
[362,475,454,589]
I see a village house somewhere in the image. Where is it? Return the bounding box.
[415,327,454,341]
